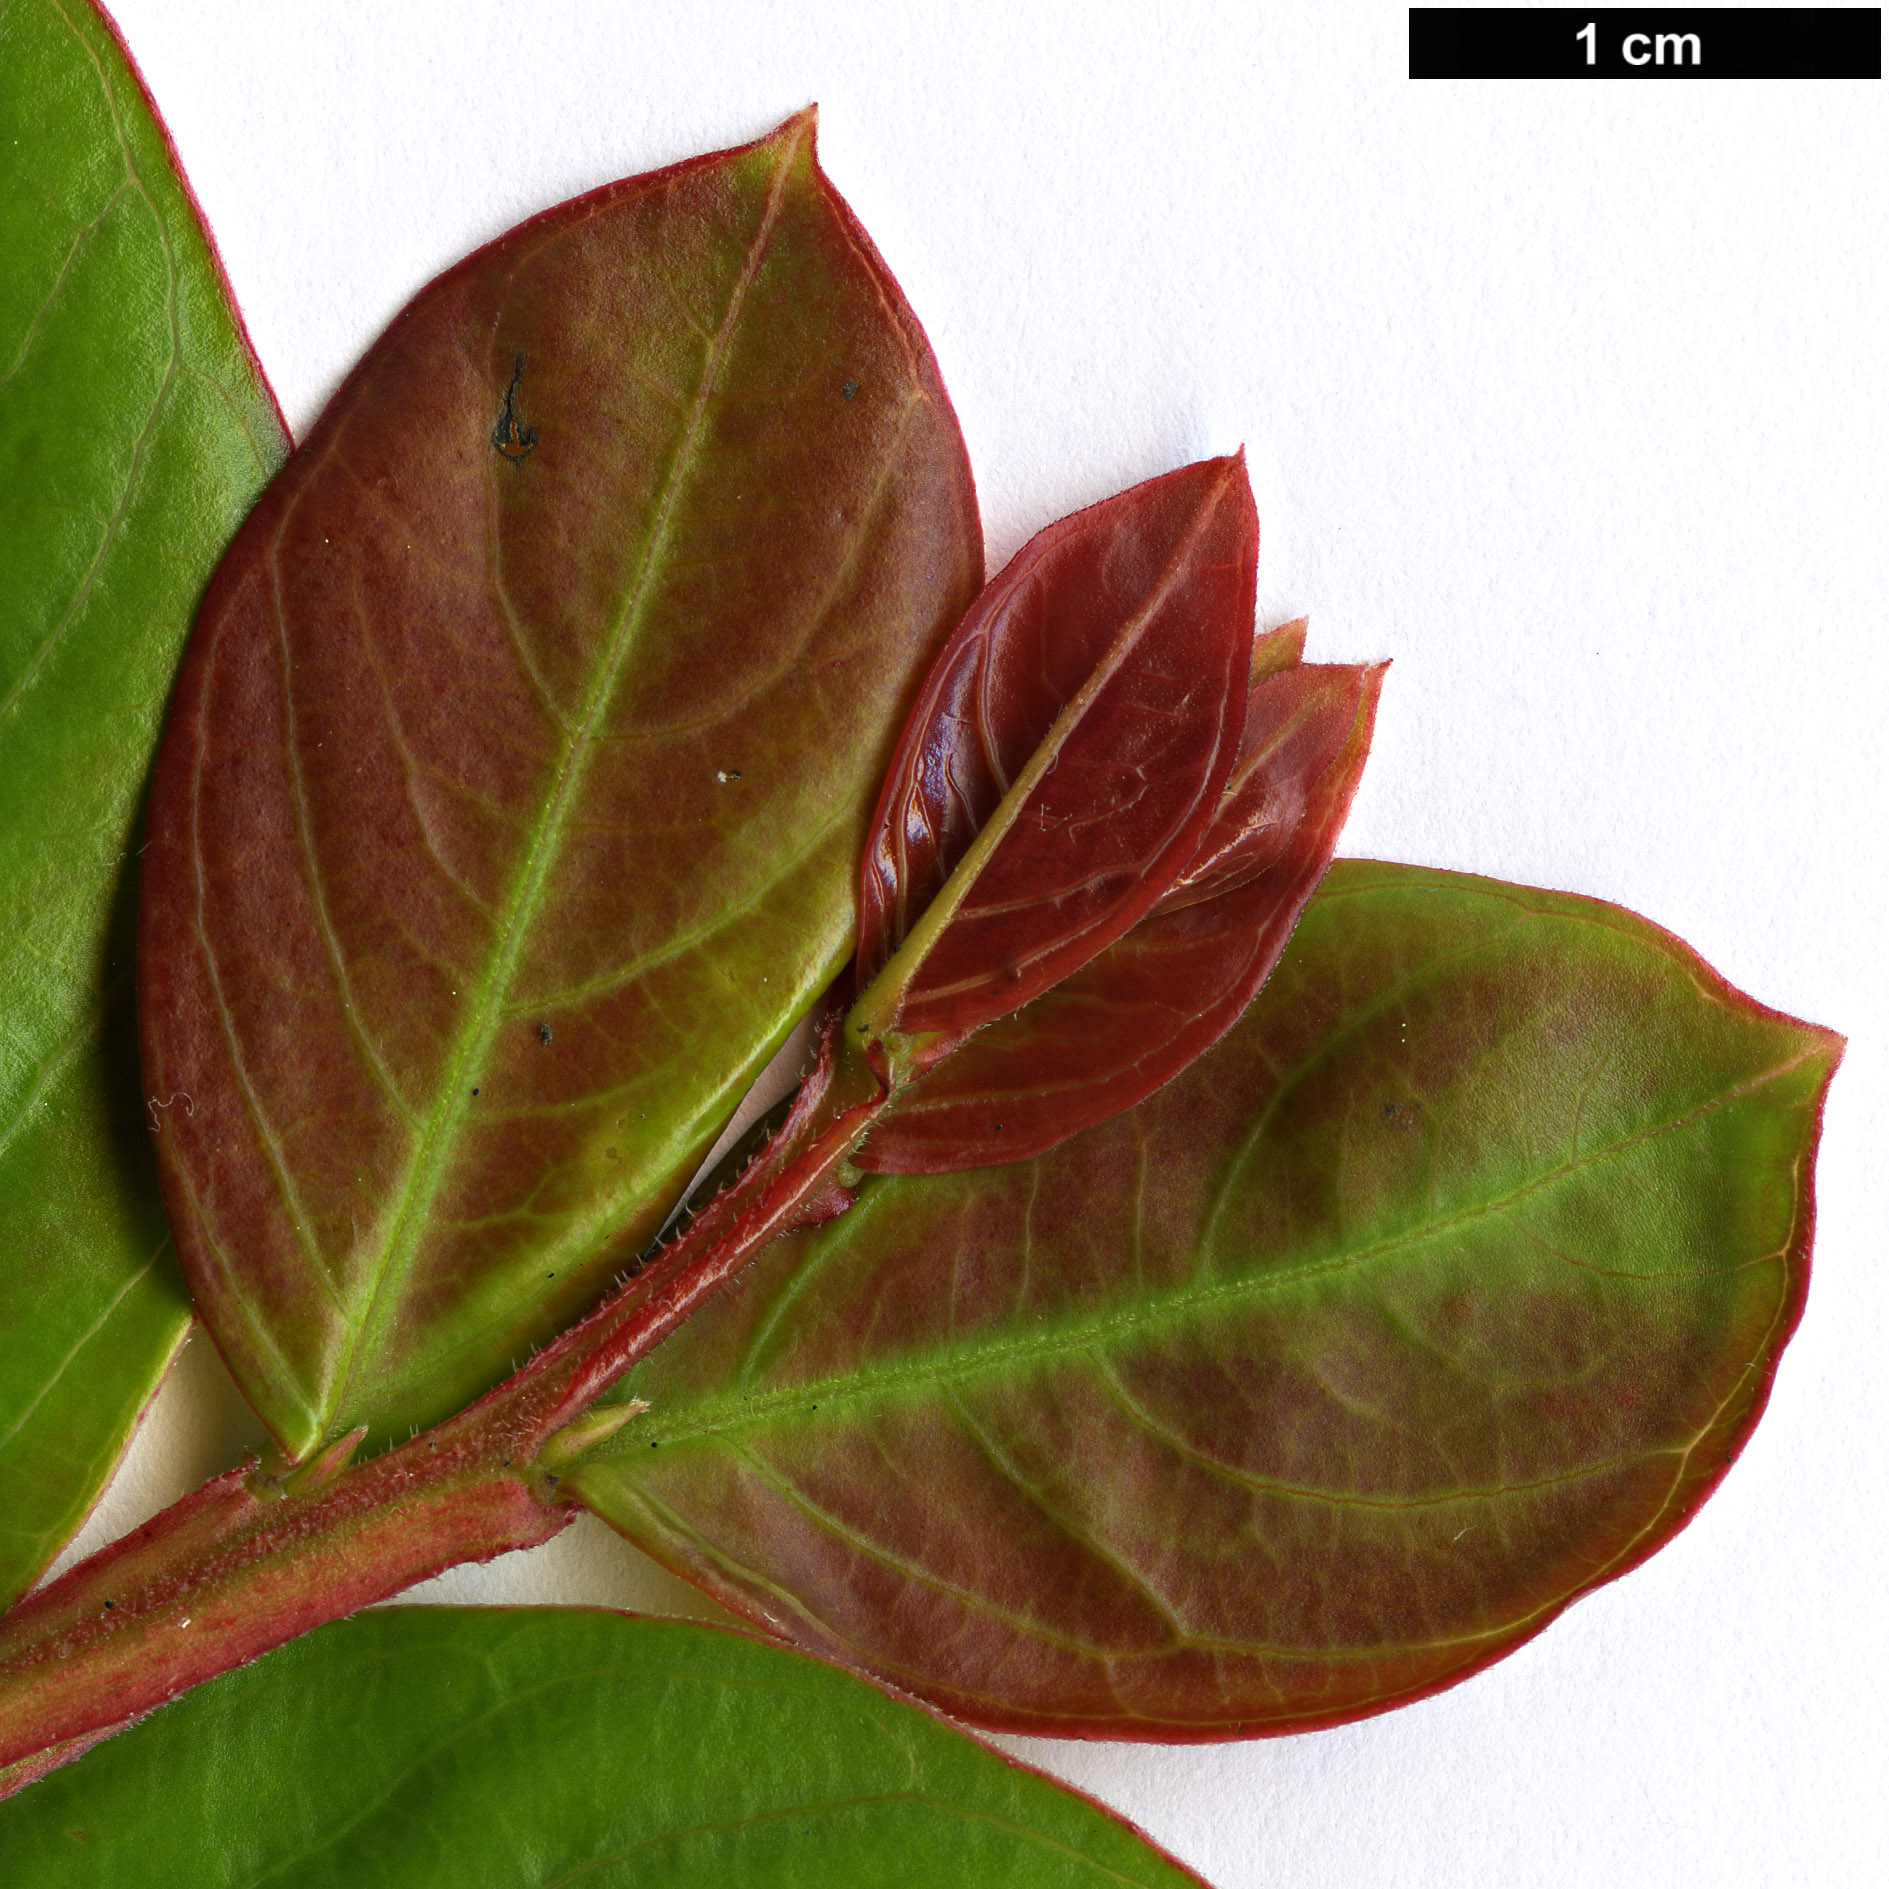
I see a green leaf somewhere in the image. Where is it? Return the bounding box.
[0,0,287,1607]
[573,860,1841,1737]
[136,111,981,1458]
[0,1607,1206,1886]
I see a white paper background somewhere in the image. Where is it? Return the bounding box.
[57,3,1887,1882]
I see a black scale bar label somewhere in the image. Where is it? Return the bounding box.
[1411,8,1881,78]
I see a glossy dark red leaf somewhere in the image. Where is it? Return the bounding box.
[137,112,981,1458]
[858,652,1384,1172]
[850,458,1256,1069]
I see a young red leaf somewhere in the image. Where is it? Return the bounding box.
[137,111,981,1460]
[857,654,1385,1172]
[572,862,1841,1740]
[850,457,1257,1071]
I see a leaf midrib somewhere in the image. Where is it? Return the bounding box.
[614,1042,1816,1452]
[852,462,1237,1037]
[323,132,802,1439]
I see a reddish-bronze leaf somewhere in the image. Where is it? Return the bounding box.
[138,112,981,1459]
[573,862,1841,1739]
[850,458,1256,1068]
[858,654,1385,1172]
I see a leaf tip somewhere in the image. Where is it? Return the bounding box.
[769,103,820,155]
[1803,1019,1847,1082]
[1252,616,1309,677]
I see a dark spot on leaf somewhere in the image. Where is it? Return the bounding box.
[103,1600,115,1610]
[841,378,859,399]
[471,1087,480,1096]
[538,1022,553,1047]
[492,352,538,462]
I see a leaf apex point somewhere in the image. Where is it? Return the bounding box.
[777,103,820,151]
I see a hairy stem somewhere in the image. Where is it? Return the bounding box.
[0,1020,885,1791]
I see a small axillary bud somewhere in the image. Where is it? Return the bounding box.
[245,1425,367,1503]
[537,1399,649,1470]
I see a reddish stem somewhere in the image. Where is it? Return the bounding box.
[0,1021,885,1790]
[525,1015,883,1437]
[0,1417,564,1779]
